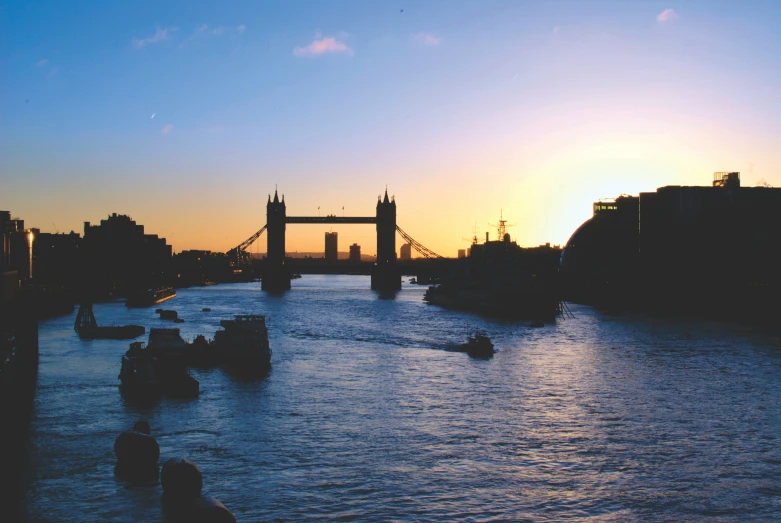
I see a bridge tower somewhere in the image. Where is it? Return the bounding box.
[262,189,291,291]
[371,189,401,290]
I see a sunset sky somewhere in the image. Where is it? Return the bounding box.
[3,1,780,256]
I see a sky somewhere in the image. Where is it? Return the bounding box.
[2,1,781,256]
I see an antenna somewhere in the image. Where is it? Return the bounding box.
[489,209,516,241]
[462,224,479,245]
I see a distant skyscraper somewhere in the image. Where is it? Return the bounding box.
[458,249,466,259]
[349,243,361,262]
[400,243,411,260]
[325,232,338,261]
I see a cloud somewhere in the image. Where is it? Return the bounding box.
[293,35,353,57]
[160,124,173,135]
[132,27,176,49]
[412,32,442,46]
[657,8,678,23]
[36,58,48,67]
[180,24,245,47]
[552,26,561,37]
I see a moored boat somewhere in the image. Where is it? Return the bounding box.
[186,334,223,368]
[213,315,271,371]
[74,302,145,340]
[119,341,163,398]
[119,329,199,398]
[147,329,198,395]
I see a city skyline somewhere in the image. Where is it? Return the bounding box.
[3,1,781,255]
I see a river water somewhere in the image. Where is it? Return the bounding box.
[22,276,781,522]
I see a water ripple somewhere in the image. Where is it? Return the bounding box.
[23,276,781,522]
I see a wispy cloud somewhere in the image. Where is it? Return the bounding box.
[293,35,353,57]
[657,8,678,23]
[180,24,245,47]
[552,26,562,37]
[132,27,176,49]
[195,24,244,37]
[36,58,48,67]
[412,32,442,46]
[160,124,173,135]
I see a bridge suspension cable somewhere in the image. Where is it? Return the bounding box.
[396,225,443,259]
[230,224,267,254]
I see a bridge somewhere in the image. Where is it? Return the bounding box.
[228,189,442,291]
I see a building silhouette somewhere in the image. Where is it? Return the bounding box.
[325,232,338,261]
[32,231,81,289]
[349,243,361,262]
[1,211,33,288]
[400,243,411,260]
[457,249,466,259]
[561,172,781,320]
[82,213,172,295]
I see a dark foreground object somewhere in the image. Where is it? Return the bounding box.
[162,457,236,522]
[114,423,160,483]
[0,300,38,521]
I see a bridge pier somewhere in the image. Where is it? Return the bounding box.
[262,190,291,291]
[371,190,401,291]
[258,187,402,291]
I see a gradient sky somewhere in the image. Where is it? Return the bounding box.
[2,1,781,256]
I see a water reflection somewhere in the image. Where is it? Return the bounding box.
[23,276,781,522]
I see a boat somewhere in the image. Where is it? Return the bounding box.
[146,329,198,396]
[158,310,178,320]
[451,328,495,358]
[74,302,145,340]
[186,334,223,367]
[423,215,561,320]
[213,315,272,370]
[118,341,163,398]
[119,329,199,398]
[126,287,176,308]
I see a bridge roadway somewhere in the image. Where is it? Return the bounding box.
[286,216,376,224]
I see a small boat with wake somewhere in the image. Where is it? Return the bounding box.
[449,327,495,358]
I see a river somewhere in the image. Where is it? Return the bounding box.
[22,275,781,522]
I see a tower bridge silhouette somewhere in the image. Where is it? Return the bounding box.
[229,188,442,291]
